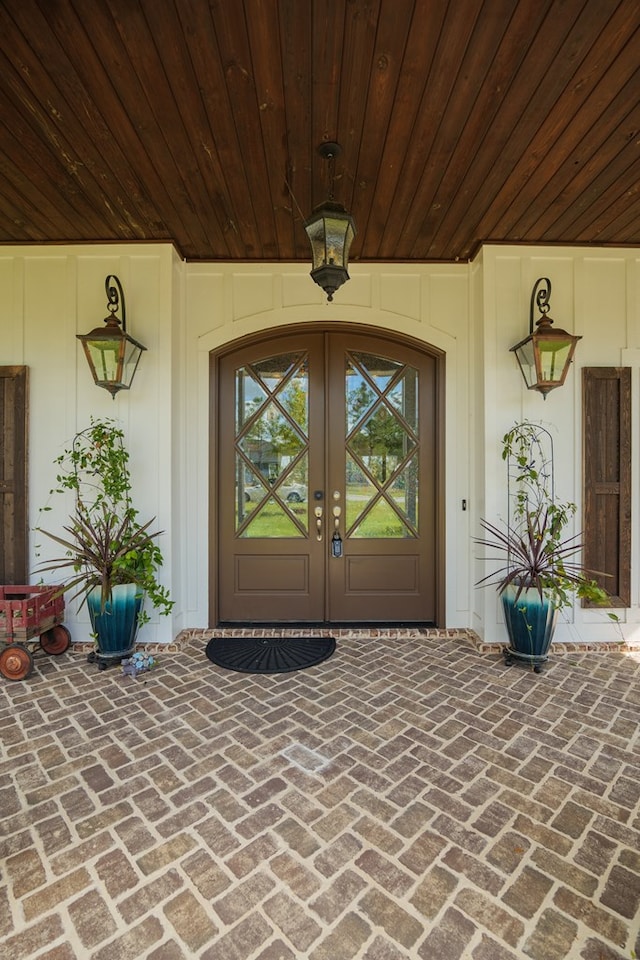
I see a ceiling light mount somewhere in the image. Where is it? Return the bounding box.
[317,140,341,162]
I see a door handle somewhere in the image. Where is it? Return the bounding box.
[331,505,343,557]
[314,506,323,541]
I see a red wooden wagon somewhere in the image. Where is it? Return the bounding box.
[0,585,71,681]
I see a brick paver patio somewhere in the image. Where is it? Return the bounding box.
[1,628,639,959]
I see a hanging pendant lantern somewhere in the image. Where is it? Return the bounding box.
[77,275,146,398]
[304,142,356,302]
[510,278,582,399]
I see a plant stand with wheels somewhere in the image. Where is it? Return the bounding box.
[502,646,548,673]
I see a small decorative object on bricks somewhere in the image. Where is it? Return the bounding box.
[121,651,157,676]
[0,584,71,681]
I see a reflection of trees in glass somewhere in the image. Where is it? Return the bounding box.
[241,378,307,481]
[271,378,307,457]
[241,398,269,475]
[400,458,418,527]
[346,369,418,530]
[348,383,405,483]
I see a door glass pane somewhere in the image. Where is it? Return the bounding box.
[345,351,419,539]
[241,498,303,538]
[349,408,415,474]
[388,456,419,531]
[236,453,268,508]
[345,453,376,530]
[352,498,407,539]
[352,352,403,392]
[346,372,376,432]
[253,353,300,391]
[238,400,306,467]
[279,378,309,434]
[234,353,309,537]
[387,369,419,432]
[236,368,268,431]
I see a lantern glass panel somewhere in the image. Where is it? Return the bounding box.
[514,340,537,389]
[323,216,354,267]
[121,340,144,388]
[305,217,328,269]
[536,339,572,384]
[305,211,355,269]
[83,338,125,385]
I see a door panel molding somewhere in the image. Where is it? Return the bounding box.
[345,555,419,592]
[236,555,310,593]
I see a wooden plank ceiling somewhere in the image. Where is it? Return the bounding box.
[0,0,639,264]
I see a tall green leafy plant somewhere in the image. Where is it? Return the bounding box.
[37,417,173,623]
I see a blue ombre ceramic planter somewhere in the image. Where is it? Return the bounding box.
[501,583,558,673]
[87,583,143,669]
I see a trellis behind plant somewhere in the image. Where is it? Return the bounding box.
[504,422,555,556]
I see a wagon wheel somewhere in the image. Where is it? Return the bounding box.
[40,625,72,655]
[0,644,34,681]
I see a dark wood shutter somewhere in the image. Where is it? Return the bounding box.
[1,366,28,584]
[582,367,631,607]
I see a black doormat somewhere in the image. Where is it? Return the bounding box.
[205,636,336,674]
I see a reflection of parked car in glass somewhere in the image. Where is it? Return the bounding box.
[243,481,306,503]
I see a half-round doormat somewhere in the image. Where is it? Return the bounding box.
[205,636,336,674]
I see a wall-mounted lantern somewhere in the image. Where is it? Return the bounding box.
[77,275,146,398]
[510,278,582,399]
[304,142,356,302]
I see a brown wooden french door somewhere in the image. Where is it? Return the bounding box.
[216,331,438,623]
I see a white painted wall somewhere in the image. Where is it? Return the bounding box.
[2,242,639,645]
[0,244,179,644]
[477,246,640,645]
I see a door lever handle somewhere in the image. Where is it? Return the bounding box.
[314,505,323,541]
[331,505,343,557]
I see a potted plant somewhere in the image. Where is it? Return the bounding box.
[474,422,608,672]
[36,417,173,669]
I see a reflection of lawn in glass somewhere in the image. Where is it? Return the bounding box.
[238,500,308,537]
[346,484,417,537]
[238,489,417,538]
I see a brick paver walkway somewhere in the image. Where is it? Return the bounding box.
[1,629,639,960]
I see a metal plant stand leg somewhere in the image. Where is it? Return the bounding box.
[503,645,547,673]
[87,649,129,670]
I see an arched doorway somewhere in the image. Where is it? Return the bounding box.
[212,327,444,624]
